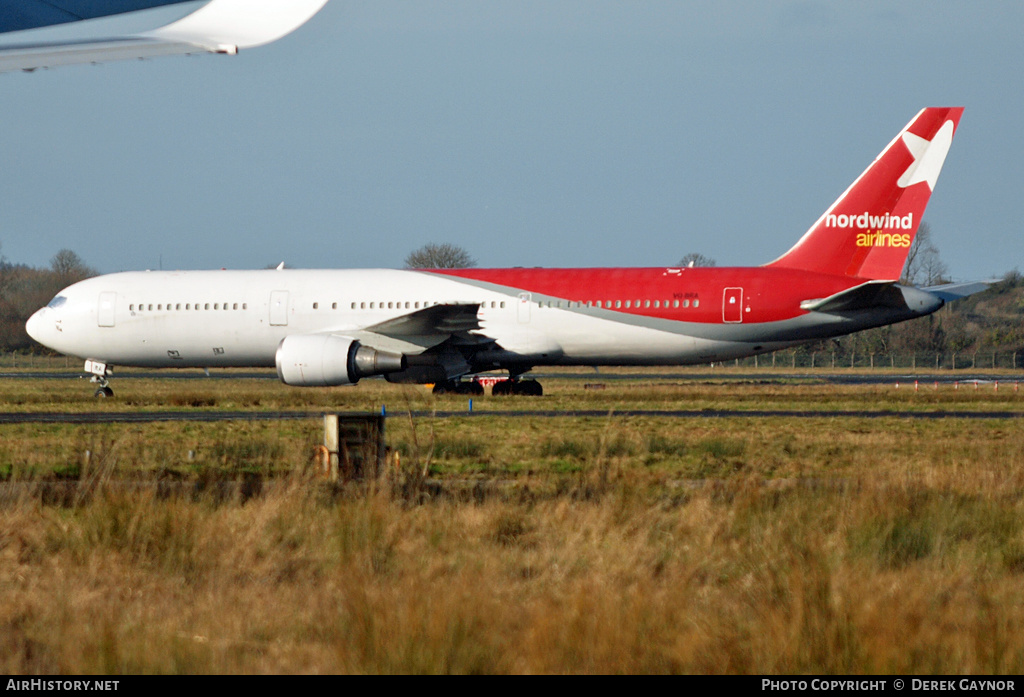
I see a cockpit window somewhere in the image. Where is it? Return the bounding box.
[47,295,67,309]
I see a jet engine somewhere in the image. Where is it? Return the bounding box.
[275,334,406,386]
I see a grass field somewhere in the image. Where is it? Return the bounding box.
[2,371,1024,673]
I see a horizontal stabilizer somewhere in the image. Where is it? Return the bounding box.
[800,281,903,313]
[921,280,993,302]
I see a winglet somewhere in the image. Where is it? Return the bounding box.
[0,0,328,73]
[143,0,329,51]
[921,280,994,302]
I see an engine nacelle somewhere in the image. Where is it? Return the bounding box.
[275,334,406,387]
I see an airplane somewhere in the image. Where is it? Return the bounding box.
[26,107,984,398]
[0,0,328,73]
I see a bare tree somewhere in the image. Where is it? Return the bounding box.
[50,249,96,285]
[901,222,948,286]
[0,242,10,297]
[678,253,716,268]
[404,243,476,269]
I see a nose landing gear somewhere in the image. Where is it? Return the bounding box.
[85,359,114,398]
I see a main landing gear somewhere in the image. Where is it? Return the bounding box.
[431,376,544,396]
[432,380,485,396]
[85,359,114,398]
[491,379,543,397]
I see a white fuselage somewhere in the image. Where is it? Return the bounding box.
[25,269,799,373]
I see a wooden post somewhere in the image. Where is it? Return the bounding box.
[322,413,387,482]
[323,414,340,482]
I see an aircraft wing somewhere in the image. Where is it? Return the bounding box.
[0,1,196,34]
[365,302,483,337]
[0,0,328,73]
[343,302,493,380]
[347,302,488,354]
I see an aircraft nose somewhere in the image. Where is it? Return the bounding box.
[25,308,47,345]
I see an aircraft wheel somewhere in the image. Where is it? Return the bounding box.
[432,382,452,395]
[511,380,543,396]
[492,380,512,396]
[94,386,114,398]
[523,380,543,396]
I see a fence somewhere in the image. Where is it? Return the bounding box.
[3,351,1024,373]
[734,351,1024,371]
[1,354,75,370]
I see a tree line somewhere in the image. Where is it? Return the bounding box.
[0,246,96,352]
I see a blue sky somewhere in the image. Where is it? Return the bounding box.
[1,1,1021,281]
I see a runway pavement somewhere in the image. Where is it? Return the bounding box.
[2,408,1024,424]
[1,370,1019,385]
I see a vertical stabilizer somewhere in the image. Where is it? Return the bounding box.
[766,107,963,280]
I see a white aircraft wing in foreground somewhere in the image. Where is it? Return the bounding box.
[0,0,328,73]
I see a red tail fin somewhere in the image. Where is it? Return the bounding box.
[766,107,963,280]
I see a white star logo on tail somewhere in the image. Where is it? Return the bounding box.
[898,120,955,190]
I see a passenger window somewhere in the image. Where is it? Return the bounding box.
[654,301,660,308]
[233,303,238,310]
[370,302,375,309]
[313,303,318,310]
[500,302,505,309]
[157,304,163,311]
[129,304,134,311]
[204,304,210,310]
[693,299,700,308]
[242,304,247,310]
[333,303,338,310]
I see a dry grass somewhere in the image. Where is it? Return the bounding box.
[2,376,1024,673]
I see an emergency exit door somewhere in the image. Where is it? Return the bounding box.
[723,287,743,323]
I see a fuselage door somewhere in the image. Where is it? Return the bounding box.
[97,292,116,327]
[723,287,743,323]
[517,292,532,323]
[270,290,289,326]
